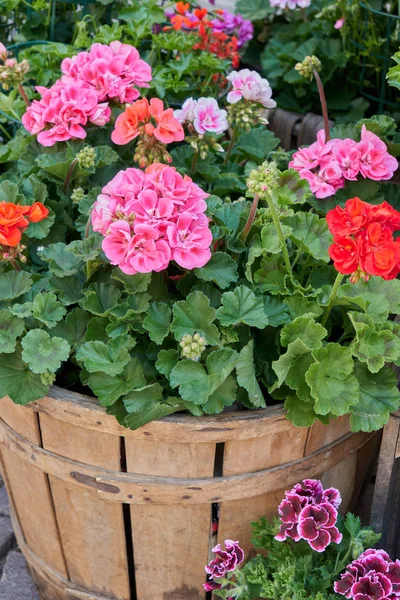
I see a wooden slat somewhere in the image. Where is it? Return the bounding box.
[321,454,357,511]
[305,415,351,455]
[0,398,68,577]
[38,413,130,600]
[31,388,291,442]
[125,439,216,600]
[217,427,309,557]
[0,417,373,505]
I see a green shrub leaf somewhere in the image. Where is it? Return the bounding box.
[217,285,269,328]
[76,339,130,376]
[0,349,48,405]
[0,271,33,301]
[195,252,239,289]
[143,302,172,344]
[0,310,25,353]
[171,291,220,345]
[88,358,146,406]
[21,330,70,374]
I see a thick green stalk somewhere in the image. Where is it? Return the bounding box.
[321,272,345,327]
[266,190,291,272]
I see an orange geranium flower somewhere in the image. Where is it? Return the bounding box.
[111,98,150,145]
[111,98,184,146]
[176,2,190,15]
[0,201,48,247]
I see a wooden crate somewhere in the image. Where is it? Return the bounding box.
[370,411,400,558]
[0,387,375,600]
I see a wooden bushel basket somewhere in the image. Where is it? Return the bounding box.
[0,387,375,600]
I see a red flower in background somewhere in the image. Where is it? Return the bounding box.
[326,197,400,282]
[0,201,48,248]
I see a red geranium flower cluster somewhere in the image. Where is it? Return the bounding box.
[275,479,342,552]
[194,30,239,68]
[334,549,400,600]
[327,197,400,282]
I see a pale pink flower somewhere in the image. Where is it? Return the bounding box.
[61,41,152,104]
[334,17,345,29]
[193,98,228,135]
[332,139,360,180]
[119,224,171,275]
[227,69,276,108]
[129,189,174,231]
[358,126,398,181]
[167,212,212,269]
[174,97,198,124]
[270,0,311,10]
[0,43,7,61]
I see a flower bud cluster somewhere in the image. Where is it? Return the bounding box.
[76,146,96,169]
[186,134,224,160]
[227,101,269,132]
[294,55,321,81]
[220,326,239,345]
[0,57,30,91]
[246,160,280,198]
[133,137,173,169]
[40,371,56,386]
[1,243,27,263]
[180,332,207,361]
[71,187,86,204]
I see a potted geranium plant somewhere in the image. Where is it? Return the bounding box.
[0,17,398,600]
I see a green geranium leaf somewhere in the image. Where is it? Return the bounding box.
[245,234,263,283]
[217,285,269,328]
[123,387,183,430]
[306,344,360,416]
[171,291,220,345]
[254,256,290,295]
[261,222,292,254]
[202,375,237,414]
[51,308,91,348]
[36,153,71,181]
[143,302,171,344]
[85,317,109,342]
[284,295,323,318]
[272,339,314,404]
[264,296,291,327]
[0,310,25,353]
[236,341,265,408]
[207,347,239,394]
[0,349,48,405]
[76,339,130,376]
[351,363,400,432]
[69,236,102,262]
[236,129,279,162]
[0,180,25,204]
[41,243,83,278]
[155,349,180,378]
[21,330,70,374]
[195,252,239,290]
[88,358,146,406]
[170,360,209,404]
[285,394,317,428]
[32,292,66,329]
[82,283,122,317]
[111,271,152,293]
[287,213,331,262]
[50,274,86,305]
[0,271,33,301]
[338,278,400,320]
[349,312,400,373]
[280,316,327,349]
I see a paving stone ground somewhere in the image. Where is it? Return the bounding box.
[0,479,40,599]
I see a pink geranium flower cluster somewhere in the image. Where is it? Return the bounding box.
[270,0,311,9]
[289,127,398,199]
[92,164,212,274]
[275,479,343,552]
[174,97,228,135]
[22,80,111,147]
[335,549,400,600]
[203,539,244,592]
[226,69,276,108]
[61,41,152,104]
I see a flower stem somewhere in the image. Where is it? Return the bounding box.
[0,123,11,140]
[224,128,238,164]
[9,258,20,271]
[313,69,330,141]
[321,272,345,327]
[18,84,30,107]
[241,194,259,243]
[63,158,78,194]
[191,151,198,173]
[266,191,291,272]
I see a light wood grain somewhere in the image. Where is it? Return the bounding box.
[305,415,351,455]
[125,438,216,600]
[39,413,130,600]
[0,398,68,577]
